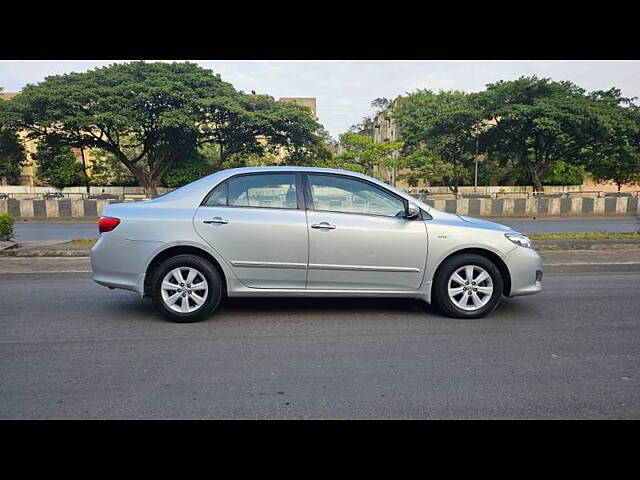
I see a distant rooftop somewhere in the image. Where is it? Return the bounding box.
[0,92,18,100]
[279,97,317,120]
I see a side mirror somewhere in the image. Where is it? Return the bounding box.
[406,202,420,219]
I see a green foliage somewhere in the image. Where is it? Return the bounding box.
[206,93,329,171]
[333,132,403,177]
[163,146,215,188]
[32,134,85,189]
[394,90,480,192]
[0,126,27,184]
[6,62,327,193]
[475,76,613,191]
[391,77,640,191]
[89,149,137,186]
[541,161,585,185]
[582,90,640,190]
[0,213,15,241]
[163,156,211,188]
[404,146,470,189]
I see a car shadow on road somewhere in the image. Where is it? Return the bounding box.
[220,296,448,319]
[102,288,536,324]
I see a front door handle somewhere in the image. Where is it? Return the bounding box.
[203,217,229,225]
[311,222,336,230]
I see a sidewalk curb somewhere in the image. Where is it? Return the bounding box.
[0,250,90,257]
[0,241,17,251]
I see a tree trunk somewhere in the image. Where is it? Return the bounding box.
[79,147,90,194]
[147,180,159,195]
[530,167,544,192]
[214,146,228,173]
[136,175,158,195]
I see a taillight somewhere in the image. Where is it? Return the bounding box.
[98,216,120,233]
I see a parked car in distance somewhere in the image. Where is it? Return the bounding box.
[91,167,542,322]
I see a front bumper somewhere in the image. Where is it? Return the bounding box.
[504,246,543,297]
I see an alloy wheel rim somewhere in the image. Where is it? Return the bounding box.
[447,265,494,312]
[161,267,209,314]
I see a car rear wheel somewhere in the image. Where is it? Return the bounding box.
[433,253,503,319]
[151,254,223,323]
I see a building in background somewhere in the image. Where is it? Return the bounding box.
[370,97,420,187]
[373,98,400,144]
[279,97,317,121]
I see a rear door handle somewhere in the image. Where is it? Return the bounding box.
[203,217,229,224]
[311,222,336,230]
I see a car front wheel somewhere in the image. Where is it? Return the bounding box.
[433,253,504,319]
[151,254,223,323]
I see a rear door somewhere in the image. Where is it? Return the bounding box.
[304,173,427,291]
[193,172,308,289]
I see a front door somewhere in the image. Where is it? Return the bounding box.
[304,173,427,291]
[193,172,308,289]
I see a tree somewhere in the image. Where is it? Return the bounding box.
[348,116,375,137]
[583,89,640,191]
[333,132,402,177]
[201,93,328,172]
[347,98,393,138]
[318,126,338,151]
[5,62,227,193]
[371,97,392,114]
[6,62,327,194]
[475,76,612,191]
[541,161,586,186]
[89,148,136,186]
[162,143,219,188]
[32,134,85,189]
[403,147,463,190]
[0,88,28,184]
[0,127,27,185]
[394,90,480,193]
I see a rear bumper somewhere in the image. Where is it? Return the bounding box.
[504,246,543,297]
[91,233,163,296]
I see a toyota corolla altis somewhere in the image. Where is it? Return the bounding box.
[91,167,542,322]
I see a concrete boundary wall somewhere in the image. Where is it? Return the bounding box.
[0,199,116,218]
[419,196,640,217]
[0,197,639,219]
[0,185,173,195]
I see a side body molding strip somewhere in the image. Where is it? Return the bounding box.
[309,263,420,273]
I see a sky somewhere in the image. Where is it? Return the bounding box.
[1,60,639,139]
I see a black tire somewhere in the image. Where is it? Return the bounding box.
[150,254,223,323]
[432,253,503,319]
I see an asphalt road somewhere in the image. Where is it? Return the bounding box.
[13,222,98,243]
[1,264,638,419]
[12,217,640,243]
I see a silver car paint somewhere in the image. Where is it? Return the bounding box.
[91,166,542,303]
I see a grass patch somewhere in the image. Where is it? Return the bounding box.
[63,238,97,246]
[528,232,640,241]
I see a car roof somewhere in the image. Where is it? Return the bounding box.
[218,166,371,176]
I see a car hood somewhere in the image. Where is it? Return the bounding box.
[456,215,516,232]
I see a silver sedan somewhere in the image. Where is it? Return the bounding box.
[91,167,542,322]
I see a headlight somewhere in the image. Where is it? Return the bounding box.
[505,233,532,249]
